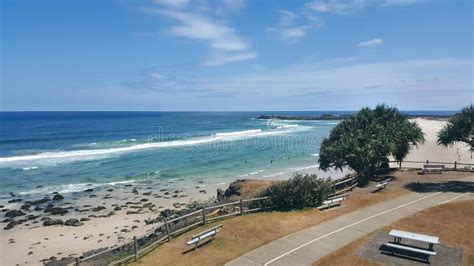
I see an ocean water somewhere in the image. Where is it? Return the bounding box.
[0,111,454,201]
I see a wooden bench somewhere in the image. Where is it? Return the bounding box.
[186,224,223,250]
[387,229,439,262]
[423,164,444,174]
[374,178,391,191]
[318,194,347,210]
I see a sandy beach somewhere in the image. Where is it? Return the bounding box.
[394,118,473,167]
[0,118,471,265]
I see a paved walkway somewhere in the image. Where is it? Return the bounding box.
[227,176,473,266]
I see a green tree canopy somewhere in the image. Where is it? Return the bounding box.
[437,104,474,150]
[319,104,424,184]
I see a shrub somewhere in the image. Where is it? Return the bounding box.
[262,173,334,210]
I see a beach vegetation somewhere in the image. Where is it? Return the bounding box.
[437,104,474,150]
[261,173,334,210]
[318,104,425,185]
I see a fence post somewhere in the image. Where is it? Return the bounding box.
[202,207,206,225]
[239,199,243,215]
[164,219,171,241]
[454,161,457,170]
[133,236,138,261]
[399,160,402,169]
[426,160,429,165]
[75,257,80,266]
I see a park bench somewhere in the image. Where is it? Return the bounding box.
[374,178,391,191]
[386,229,439,262]
[423,164,444,174]
[318,194,347,210]
[186,224,223,250]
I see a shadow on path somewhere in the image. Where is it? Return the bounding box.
[404,181,474,193]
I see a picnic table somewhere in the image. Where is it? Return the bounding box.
[387,229,439,262]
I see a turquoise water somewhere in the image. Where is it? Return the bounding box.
[0,112,345,200]
[0,111,454,200]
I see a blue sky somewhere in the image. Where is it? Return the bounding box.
[1,0,472,111]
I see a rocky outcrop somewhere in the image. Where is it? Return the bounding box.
[44,207,68,215]
[43,219,64,226]
[52,194,64,201]
[5,210,25,218]
[64,219,83,227]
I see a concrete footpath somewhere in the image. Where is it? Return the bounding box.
[226,176,473,266]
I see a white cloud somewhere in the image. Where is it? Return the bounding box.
[140,1,255,66]
[358,38,384,48]
[280,26,312,40]
[203,51,257,66]
[307,0,369,14]
[270,10,312,43]
[115,58,472,110]
[306,0,421,15]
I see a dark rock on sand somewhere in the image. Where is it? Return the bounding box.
[172,203,181,208]
[143,191,152,196]
[21,204,31,210]
[52,194,64,201]
[114,206,122,211]
[132,188,138,194]
[43,219,64,226]
[29,197,50,205]
[91,206,106,212]
[26,214,39,220]
[8,198,22,203]
[80,217,90,221]
[84,188,94,192]
[44,207,68,215]
[2,218,13,223]
[34,206,44,211]
[159,209,173,218]
[4,220,24,230]
[64,219,83,227]
[106,188,114,192]
[199,190,207,194]
[140,198,148,202]
[5,210,26,218]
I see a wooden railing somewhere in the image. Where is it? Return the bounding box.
[76,196,271,265]
[389,160,474,171]
[74,176,358,265]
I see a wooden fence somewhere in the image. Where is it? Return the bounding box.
[74,176,357,266]
[390,160,474,171]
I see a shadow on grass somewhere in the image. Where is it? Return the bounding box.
[182,238,215,254]
[404,181,474,193]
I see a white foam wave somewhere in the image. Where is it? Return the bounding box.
[310,153,319,157]
[18,179,136,195]
[238,169,265,177]
[292,164,320,171]
[22,166,39,170]
[260,172,287,179]
[0,127,309,166]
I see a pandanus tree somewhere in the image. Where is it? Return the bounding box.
[319,104,424,185]
[437,104,474,151]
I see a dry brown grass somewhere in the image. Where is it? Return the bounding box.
[314,198,474,266]
[131,170,473,266]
